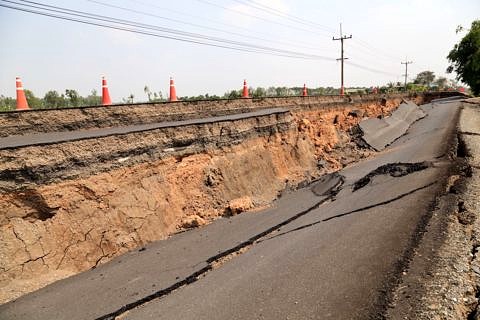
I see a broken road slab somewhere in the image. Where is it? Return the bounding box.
[359,100,426,151]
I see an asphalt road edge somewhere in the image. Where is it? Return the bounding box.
[386,101,480,319]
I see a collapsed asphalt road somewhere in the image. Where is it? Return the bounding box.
[0,98,463,319]
[359,100,426,151]
[0,108,288,150]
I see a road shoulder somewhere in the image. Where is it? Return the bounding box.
[387,101,480,319]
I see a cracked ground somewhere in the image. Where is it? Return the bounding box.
[0,97,469,320]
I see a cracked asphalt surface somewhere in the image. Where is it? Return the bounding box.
[0,107,288,150]
[0,98,463,320]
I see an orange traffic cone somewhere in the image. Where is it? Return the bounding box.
[16,77,29,110]
[302,84,308,97]
[102,76,112,106]
[242,79,249,98]
[169,77,177,102]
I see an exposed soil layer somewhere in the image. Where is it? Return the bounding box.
[291,96,405,170]
[0,112,294,190]
[0,92,460,303]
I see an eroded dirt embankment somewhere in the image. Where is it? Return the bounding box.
[0,93,454,303]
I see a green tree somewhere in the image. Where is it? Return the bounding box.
[225,90,241,99]
[24,89,42,108]
[82,89,102,106]
[266,86,276,96]
[0,95,16,111]
[207,94,221,100]
[315,87,327,95]
[386,82,396,93]
[434,77,448,90]
[290,87,304,95]
[65,89,80,107]
[414,71,436,87]
[43,90,66,108]
[447,20,480,95]
[252,87,266,98]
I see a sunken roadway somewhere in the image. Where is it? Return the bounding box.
[0,97,464,319]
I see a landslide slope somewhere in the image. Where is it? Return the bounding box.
[0,93,448,303]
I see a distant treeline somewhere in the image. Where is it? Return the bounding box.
[0,81,456,111]
[0,86,344,111]
[0,89,102,111]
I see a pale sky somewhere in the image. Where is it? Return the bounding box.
[0,0,478,102]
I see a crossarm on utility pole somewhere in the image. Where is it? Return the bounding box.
[333,23,352,96]
[401,60,413,92]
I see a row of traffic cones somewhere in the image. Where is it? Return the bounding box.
[153,79,308,100]
[14,76,115,110]
[151,79,309,101]
[13,77,311,110]
[156,78,308,100]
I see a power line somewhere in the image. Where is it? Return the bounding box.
[1,0,408,84]
[342,48,401,77]
[346,61,399,77]
[227,0,404,65]
[195,0,331,39]
[344,48,394,67]
[202,0,434,77]
[0,3,312,59]
[0,2,266,55]
[222,0,408,79]
[200,0,435,81]
[333,24,352,95]
[2,0,336,61]
[160,0,417,76]
[352,38,402,62]
[230,0,334,34]
[87,0,325,52]
[348,41,399,64]
[126,0,327,50]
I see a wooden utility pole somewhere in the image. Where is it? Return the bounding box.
[333,23,352,96]
[401,59,413,92]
